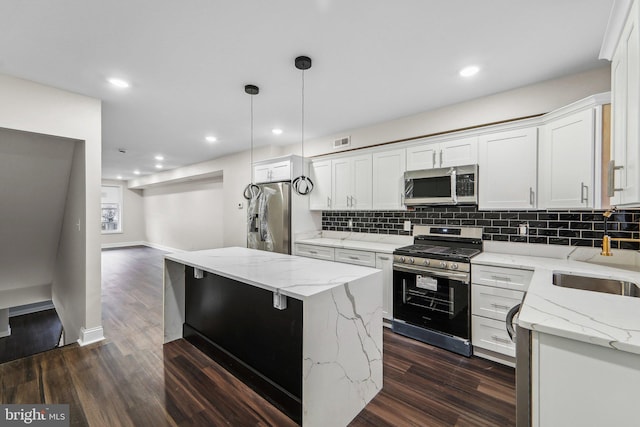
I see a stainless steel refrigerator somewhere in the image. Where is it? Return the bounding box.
[247,182,291,254]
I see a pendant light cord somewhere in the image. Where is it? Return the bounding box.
[292,56,313,196]
[251,94,254,184]
[243,84,260,200]
[301,69,305,163]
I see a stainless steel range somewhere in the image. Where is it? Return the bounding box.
[392,226,483,356]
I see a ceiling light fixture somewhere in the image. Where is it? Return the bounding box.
[272,128,283,135]
[291,55,314,196]
[205,136,217,143]
[108,77,130,88]
[155,155,164,161]
[155,164,163,169]
[243,84,261,200]
[459,66,480,77]
[133,170,141,175]
[116,175,123,180]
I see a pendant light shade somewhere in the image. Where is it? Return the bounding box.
[243,84,261,200]
[292,55,314,196]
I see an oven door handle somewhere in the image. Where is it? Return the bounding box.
[393,264,469,283]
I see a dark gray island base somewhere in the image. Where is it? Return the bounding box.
[183,266,303,423]
[163,247,383,427]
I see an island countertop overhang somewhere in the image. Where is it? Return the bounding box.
[165,246,381,300]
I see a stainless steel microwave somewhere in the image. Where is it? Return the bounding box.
[404,164,478,206]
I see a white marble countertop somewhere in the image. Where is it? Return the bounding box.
[296,231,411,254]
[165,247,381,301]
[473,251,640,355]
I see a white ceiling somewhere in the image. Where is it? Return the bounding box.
[0,0,613,180]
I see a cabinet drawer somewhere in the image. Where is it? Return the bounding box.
[472,315,515,357]
[334,248,376,267]
[295,244,335,261]
[472,285,524,321]
[472,264,533,291]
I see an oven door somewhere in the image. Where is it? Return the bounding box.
[393,264,470,339]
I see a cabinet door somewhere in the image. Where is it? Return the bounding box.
[478,128,538,210]
[406,142,439,171]
[269,160,292,182]
[372,148,406,209]
[309,160,332,210]
[351,154,372,210]
[331,157,352,210]
[612,1,640,206]
[254,164,272,183]
[375,253,394,321]
[440,136,478,167]
[540,109,595,208]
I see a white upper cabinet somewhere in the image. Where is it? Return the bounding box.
[609,0,640,206]
[372,148,406,209]
[309,159,332,210]
[406,136,477,171]
[253,155,302,183]
[330,154,373,210]
[479,128,538,210]
[539,109,596,209]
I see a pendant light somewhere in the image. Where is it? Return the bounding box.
[291,55,314,196]
[243,84,261,200]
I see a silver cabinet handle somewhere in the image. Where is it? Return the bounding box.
[580,182,588,204]
[348,256,359,260]
[607,160,623,197]
[490,303,511,310]
[491,335,512,344]
[439,150,443,166]
[432,151,436,167]
[350,195,355,207]
[529,187,535,206]
[327,196,331,208]
[346,195,350,207]
[310,250,318,254]
[378,256,390,261]
[491,275,511,282]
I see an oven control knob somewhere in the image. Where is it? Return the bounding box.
[409,258,415,264]
[423,259,430,266]
[451,263,459,270]
[439,261,447,268]
[400,256,405,263]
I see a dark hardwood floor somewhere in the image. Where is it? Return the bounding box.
[0,246,515,426]
[0,309,62,364]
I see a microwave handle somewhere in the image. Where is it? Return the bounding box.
[450,168,457,204]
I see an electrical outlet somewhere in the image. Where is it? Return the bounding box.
[403,220,411,231]
[237,202,244,209]
[519,223,528,236]
[348,219,353,228]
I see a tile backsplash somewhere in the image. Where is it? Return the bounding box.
[322,207,640,250]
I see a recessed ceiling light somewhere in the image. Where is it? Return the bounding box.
[107,77,130,88]
[272,128,283,135]
[133,170,141,175]
[205,136,217,143]
[459,66,480,77]
[155,155,164,161]
[116,175,123,180]
[155,164,163,169]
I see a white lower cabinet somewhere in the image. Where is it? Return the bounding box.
[471,263,532,365]
[295,243,335,261]
[375,253,393,321]
[532,331,640,427]
[295,243,394,321]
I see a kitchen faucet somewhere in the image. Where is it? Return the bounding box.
[600,208,640,256]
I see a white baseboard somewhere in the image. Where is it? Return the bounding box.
[101,240,183,253]
[101,241,147,249]
[0,326,10,338]
[77,326,105,346]
[142,241,184,253]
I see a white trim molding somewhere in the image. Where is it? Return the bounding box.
[9,300,55,317]
[101,241,147,249]
[0,325,10,338]
[142,241,184,253]
[600,0,633,60]
[77,326,105,346]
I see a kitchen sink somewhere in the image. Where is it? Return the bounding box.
[552,272,640,298]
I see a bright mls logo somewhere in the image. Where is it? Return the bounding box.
[0,405,69,427]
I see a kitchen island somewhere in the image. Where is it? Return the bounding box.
[163,247,383,427]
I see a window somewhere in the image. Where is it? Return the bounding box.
[101,185,123,233]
